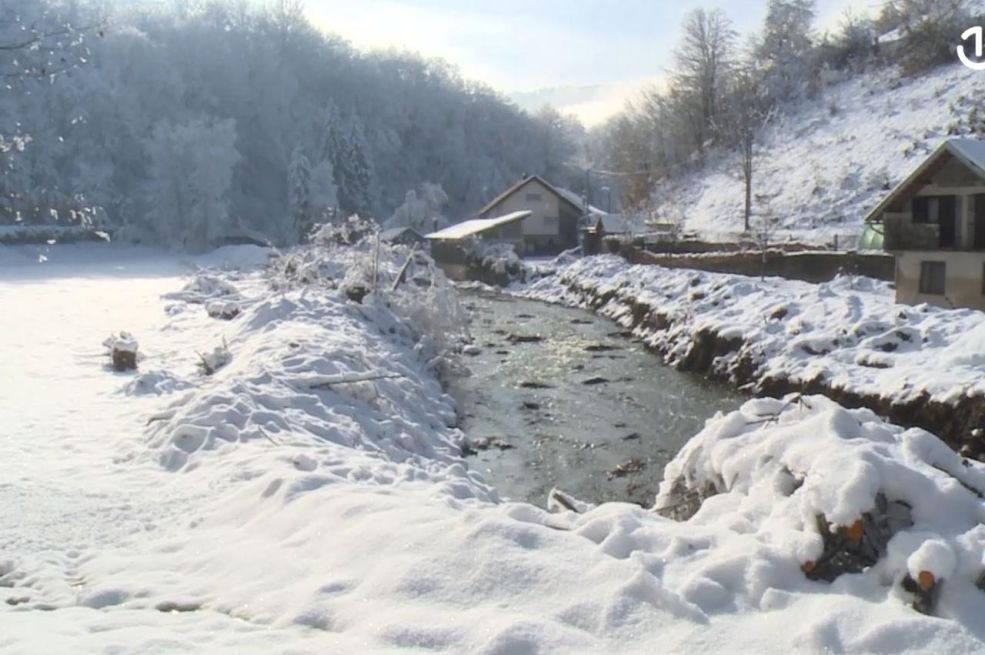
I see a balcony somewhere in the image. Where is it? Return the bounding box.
[883,214,940,252]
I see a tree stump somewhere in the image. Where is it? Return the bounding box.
[104,332,139,372]
[112,348,137,371]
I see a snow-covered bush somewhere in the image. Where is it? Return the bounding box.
[893,1,970,76]
[308,214,376,247]
[198,340,232,376]
[657,394,985,615]
[388,255,469,361]
[267,237,469,366]
[164,274,240,305]
[205,299,241,320]
[464,240,525,286]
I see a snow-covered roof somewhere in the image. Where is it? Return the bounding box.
[597,215,629,233]
[865,139,985,223]
[425,211,531,240]
[582,214,641,234]
[380,226,424,242]
[477,175,587,217]
[555,185,607,216]
[948,139,985,172]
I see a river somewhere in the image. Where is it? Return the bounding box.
[451,289,746,508]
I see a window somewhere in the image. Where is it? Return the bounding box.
[525,192,543,202]
[919,261,946,295]
[912,197,931,223]
[543,216,559,228]
[912,196,957,248]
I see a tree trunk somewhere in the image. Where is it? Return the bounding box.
[743,156,752,233]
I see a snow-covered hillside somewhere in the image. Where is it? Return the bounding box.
[664,61,985,244]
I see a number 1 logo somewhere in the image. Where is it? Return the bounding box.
[959,26,985,71]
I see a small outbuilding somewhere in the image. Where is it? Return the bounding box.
[865,138,985,310]
[380,226,426,247]
[425,211,531,279]
[580,214,639,255]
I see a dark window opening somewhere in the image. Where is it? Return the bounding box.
[940,195,957,247]
[919,261,946,295]
[975,195,985,249]
[912,195,957,248]
[912,197,930,223]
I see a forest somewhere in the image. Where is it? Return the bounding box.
[0,0,583,250]
[1,0,976,251]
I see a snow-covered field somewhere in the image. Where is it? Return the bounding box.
[660,60,985,243]
[525,255,985,407]
[3,244,985,653]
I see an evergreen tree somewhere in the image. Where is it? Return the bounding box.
[755,0,818,102]
[287,146,311,243]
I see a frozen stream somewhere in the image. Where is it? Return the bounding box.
[452,289,746,507]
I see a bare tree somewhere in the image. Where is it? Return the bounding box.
[670,8,738,154]
[754,200,780,280]
[0,1,100,80]
[0,1,101,218]
[723,69,771,233]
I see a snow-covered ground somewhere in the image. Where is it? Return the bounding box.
[659,61,985,244]
[525,255,985,407]
[3,244,985,653]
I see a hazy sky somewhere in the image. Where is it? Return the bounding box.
[305,0,875,124]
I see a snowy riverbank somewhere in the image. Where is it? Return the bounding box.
[3,244,985,652]
[523,255,985,449]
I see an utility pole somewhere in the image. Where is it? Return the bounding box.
[584,168,591,213]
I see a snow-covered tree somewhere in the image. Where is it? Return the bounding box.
[287,147,311,243]
[754,0,818,102]
[144,119,240,252]
[0,1,578,245]
[331,114,378,218]
[385,182,449,233]
[722,69,771,232]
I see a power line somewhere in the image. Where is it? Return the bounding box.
[586,166,653,177]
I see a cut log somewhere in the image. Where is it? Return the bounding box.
[104,332,138,372]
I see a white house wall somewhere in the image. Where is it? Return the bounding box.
[485,179,562,237]
[897,250,985,310]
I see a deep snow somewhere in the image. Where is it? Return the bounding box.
[524,255,985,408]
[2,244,985,653]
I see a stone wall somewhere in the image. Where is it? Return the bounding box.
[623,247,895,284]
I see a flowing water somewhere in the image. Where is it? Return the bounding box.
[451,289,746,508]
